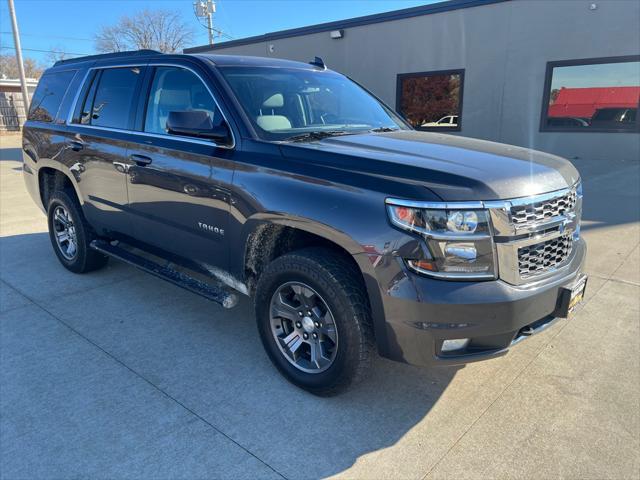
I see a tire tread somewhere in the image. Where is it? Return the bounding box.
[255,247,374,396]
[48,189,108,273]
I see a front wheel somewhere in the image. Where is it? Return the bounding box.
[254,248,374,396]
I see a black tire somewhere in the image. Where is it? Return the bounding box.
[47,189,108,273]
[255,247,374,396]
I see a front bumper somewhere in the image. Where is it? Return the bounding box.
[371,238,586,367]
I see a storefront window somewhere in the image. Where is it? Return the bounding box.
[396,70,464,131]
[541,56,640,132]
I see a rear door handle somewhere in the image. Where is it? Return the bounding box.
[67,139,84,151]
[129,154,153,166]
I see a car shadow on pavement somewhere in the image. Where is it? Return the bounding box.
[0,231,460,479]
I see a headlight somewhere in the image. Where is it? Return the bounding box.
[386,201,496,279]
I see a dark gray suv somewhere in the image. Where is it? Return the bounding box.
[22,50,587,395]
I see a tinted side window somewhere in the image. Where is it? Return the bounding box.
[90,67,141,129]
[144,66,220,135]
[27,70,77,122]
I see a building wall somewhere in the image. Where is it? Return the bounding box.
[0,84,35,131]
[197,0,640,161]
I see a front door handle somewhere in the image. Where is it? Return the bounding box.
[129,154,153,166]
[67,139,84,151]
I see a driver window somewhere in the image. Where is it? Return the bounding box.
[144,66,220,135]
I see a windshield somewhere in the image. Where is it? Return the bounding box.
[218,66,409,141]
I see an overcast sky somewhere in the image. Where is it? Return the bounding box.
[1,0,438,65]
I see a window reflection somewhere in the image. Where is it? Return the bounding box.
[397,71,463,130]
[544,59,639,131]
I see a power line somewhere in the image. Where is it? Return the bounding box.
[192,1,234,44]
[194,17,234,41]
[0,31,93,42]
[0,46,91,56]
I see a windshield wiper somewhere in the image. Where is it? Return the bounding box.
[369,127,399,133]
[284,131,354,142]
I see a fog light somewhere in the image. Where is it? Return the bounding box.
[441,338,470,352]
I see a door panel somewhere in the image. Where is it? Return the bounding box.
[62,128,133,236]
[125,64,235,270]
[62,65,145,237]
[126,136,234,269]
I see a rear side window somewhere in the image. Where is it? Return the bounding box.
[144,66,220,135]
[27,70,76,122]
[89,67,141,129]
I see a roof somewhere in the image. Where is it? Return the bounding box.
[44,49,320,75]
[196,54,321,69]
[53,49,162,67]
[184,0,510,53]
[548,86,640,118]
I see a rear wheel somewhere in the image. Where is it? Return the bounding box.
[255,248,374,396]
[47,190,108,273]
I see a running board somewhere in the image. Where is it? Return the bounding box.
[90,240,239,308]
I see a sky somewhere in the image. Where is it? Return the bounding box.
[1,0,438,65]
[550,61,640,90]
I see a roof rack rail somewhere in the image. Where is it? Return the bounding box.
[53,49,163,67]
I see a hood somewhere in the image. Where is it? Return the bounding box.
[281,130,580,201]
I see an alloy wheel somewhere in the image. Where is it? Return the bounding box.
[269,281,338,373]
[52,205,78,260]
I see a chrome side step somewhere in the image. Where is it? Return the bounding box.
[90,240,239,308]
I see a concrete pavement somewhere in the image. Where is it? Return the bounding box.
[1,132,638,479]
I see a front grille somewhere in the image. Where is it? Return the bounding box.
[511,190,577,227]
[518,234,573,278]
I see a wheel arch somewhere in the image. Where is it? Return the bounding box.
[238,215,389,353]
[37,164,82,210]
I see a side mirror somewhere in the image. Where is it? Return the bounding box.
[166,111,231,145]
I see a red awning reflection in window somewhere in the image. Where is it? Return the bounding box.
[548,86,640,118]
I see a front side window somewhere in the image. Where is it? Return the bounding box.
[219,66,408,141]
[90,67,141,129]
[541,56,640,132]
[396,70,464,131]
[144,66,221,135]
[27,70,76,123]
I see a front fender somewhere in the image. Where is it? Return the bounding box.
[240,213,365,256]
[232,213,408,361]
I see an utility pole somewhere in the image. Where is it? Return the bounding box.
[7,0,30,112]
[194,0,216,46]
[206,7,214,46]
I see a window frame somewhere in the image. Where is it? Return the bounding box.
[67,62,235,150]
[539,55,640,134]
[395,68,465,132]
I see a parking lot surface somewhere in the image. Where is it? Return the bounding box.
[1,133,639,479]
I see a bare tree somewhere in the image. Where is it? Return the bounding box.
[95,9,195,53]
[0,54,43,79]
[45,45,69,65]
